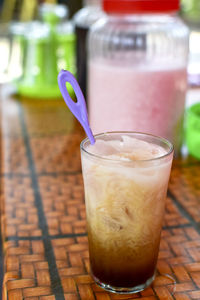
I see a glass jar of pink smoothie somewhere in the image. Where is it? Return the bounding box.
[88,0,189,155]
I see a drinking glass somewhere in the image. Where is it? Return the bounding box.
[81,132,174,294]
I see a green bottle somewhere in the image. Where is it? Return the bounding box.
[16,4,76,99]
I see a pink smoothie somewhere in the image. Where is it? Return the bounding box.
[88,61,187,153]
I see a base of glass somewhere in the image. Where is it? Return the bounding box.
[93,273,155,294]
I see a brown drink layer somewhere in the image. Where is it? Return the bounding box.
[84,167,169,288]
[88,228,160,288]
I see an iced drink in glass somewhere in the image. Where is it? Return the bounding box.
[81,132,174,294]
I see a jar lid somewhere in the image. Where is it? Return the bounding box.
[103,0,180,14]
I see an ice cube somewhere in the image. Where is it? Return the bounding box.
[97,207,123,232]
[87,139,117,156]
[120,135,166,160]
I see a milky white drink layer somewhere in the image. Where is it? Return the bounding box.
[88,61,187,153]
[81,133,173,293]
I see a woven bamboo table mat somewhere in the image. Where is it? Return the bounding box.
[0,87,200,300]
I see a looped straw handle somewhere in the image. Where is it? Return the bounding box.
[58,70,95,144]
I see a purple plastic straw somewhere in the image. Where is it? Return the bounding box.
[58,70,95,145]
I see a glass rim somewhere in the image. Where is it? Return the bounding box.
[80,131,174,163]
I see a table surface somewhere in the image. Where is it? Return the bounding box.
[0,87,200,300]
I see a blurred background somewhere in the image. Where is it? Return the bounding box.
[0,0,82,93]
[181,0,200,88]
[0,0,82,23]
[0,0,199,93]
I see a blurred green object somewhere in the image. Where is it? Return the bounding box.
[181,0,200,25]
[57,28,76,75]
[16,3,76,99]
[186,102,200,160]
[17,23,61,98]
